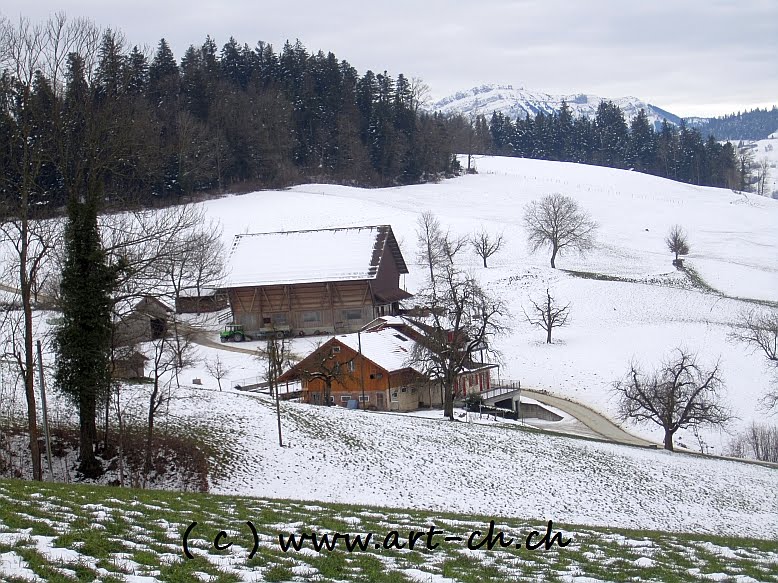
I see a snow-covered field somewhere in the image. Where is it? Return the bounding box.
[3,155,777,545]
[186,155,778,453]
[174,386,778,539]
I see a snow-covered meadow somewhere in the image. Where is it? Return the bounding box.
[188,155,777,452]
[3,154,777,551]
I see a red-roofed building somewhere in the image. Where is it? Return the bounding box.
[278,323,496,412]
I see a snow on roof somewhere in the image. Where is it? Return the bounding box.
[335,328,419,374]
[225,225,407,288]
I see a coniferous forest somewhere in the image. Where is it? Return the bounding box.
[0,21,460,212]
[451,101,744,190]
[0,16,757,217]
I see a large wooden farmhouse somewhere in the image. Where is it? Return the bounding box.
[278,317,497,412]
[223,225,411,337]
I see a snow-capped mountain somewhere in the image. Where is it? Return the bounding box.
[432,84,683,129]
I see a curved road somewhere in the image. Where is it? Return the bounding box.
[521,389,657,447]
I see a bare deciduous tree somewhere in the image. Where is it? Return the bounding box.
[257,336,296,446]
[523,193,598,268]
[755,157,770,197]
[416,211,447,282]
[665,224,690,266]
[726,422,778,463]
[728,308,778,410]
[205,354,229,392]
[471,227,504,268]
[296,342,355,407]
[409,263,507,420]
[144,328,195,480]
[524,288,570,344]
[416,210,469,280]
[613,348,731,451]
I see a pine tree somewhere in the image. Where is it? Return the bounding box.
[54,196,118,478]
[627,109,656,172]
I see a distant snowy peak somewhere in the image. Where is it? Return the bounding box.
[432,84,682,129]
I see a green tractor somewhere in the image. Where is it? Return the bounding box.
[219,323,251,343]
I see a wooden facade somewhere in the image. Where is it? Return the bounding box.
[224,226,411,337]
[278,337,435,412]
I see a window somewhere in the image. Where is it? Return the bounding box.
[332,346,341,354]
[341,395,351,402]
[342,309,363,321]
[348,361,355,372]
[303,310,322,324]
[271,313,288,325]
[358,395,370,402]
[370,372,383,380]
[390,390,399,402]
[328,395,335,404]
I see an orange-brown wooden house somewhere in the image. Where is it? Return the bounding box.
[278,321,496,412]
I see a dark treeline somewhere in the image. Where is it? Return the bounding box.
[452,100,743,190]
[696,106,778,141]
[0,23,460,211]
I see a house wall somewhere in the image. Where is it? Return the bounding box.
[454,370,492,397]
[228,281,376,335]
[299,343,390,409]
[296,343,427,412]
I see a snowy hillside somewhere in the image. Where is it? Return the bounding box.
[431,84,681,128]
[186,387,778,538]
[189,156,778,454]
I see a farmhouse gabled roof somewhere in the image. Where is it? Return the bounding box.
[335,328,419,374]
[224,225,408,288]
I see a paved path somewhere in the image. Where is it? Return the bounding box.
[188,327,258,355]
[520,389,658,447]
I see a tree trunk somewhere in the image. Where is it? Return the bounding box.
[550,246,558,269]
[78,393,101,477]
[663,429,675,451]
[482,257,487,268]
[20,225,42,481]
[443,382,455,420]
[145,378,159,477]
[546,327,552,344]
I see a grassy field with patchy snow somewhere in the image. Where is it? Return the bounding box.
[1,477,776,583]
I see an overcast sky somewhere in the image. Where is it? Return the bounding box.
[2,0,776,117]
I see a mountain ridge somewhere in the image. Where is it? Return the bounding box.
[431,83,681,130]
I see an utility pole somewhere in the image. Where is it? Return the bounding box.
[36,340,54,479]
[358,330,366,409]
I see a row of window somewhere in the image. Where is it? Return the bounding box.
[262,308,366,327]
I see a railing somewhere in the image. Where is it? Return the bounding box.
[479,380,521,400]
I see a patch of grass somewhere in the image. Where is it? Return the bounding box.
[0,478,776,583]
[263,564,294,582]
